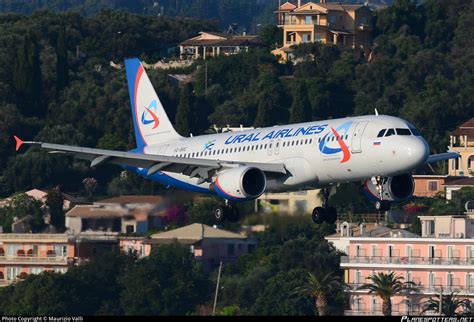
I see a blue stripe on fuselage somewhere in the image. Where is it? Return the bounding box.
[124,165,211,194]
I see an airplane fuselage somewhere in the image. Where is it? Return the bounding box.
[129,115,430,196]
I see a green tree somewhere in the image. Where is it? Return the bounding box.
[119,243,212,315]
[14,32,43,117]
[292,271,343,316]
[422,292,471,316]
[56,23,69,94]
[45,186,65,231]
[357,272,419,316]
[289,80,311,124]
[175,83,194,136]
[8,193,44,232]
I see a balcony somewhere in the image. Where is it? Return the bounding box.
[0,255,69,265]
[345,304,423,316]
[341,255,474,267]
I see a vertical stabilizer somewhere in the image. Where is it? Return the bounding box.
[125,58,182,150]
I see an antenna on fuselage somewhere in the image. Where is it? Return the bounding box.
[374,108,379,116]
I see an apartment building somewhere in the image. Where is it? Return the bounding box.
[0,232,117,286]
[326,216,474,315]
[273,0,373,62]
[449,118,474,177]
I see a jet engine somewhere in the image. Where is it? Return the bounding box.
[211,166,266,200]
[363,173,414,202]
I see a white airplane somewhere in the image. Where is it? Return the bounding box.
[14,58,459,224]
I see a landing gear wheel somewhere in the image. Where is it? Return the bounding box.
[325,207,337,224]
[214,206,226,223]
[375,200,390,212]
[228,205,240,223]
[312,207,325,224]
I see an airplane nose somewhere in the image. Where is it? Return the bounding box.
[405,137,429,166]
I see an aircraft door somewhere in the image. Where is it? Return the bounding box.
[267,140,273,156]
[351,121,369,153]
[274,139,281,155]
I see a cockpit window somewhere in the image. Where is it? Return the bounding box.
[377,129,386,137]
[410,127,421,136]
[385,129,395,137]
[396,128,412,136]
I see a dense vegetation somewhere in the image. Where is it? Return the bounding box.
[0,216,342,316]
[0,0,395,30]
[1,0,473,207]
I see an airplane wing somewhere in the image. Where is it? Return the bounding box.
[14,136,287,183]
[425,152,460,164]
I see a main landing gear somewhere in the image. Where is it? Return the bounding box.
[214,200,240,223]
[311,187,337,224]
[373,176,391,212]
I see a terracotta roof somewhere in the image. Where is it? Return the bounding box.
[289,10,322,15]
[444,177,474,187]
[66,205,130,218]
[150,223,247,242]
[96,195,164,205]
[279,1,297,11]
[451,118,474,136]
[181,35,264,47]
[317,3,365,11]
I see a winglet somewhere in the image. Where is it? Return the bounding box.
[13,135,23,151]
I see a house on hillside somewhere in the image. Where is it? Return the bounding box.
[272,0,373,62]
[179,31,265,60]
[119,223,258,272]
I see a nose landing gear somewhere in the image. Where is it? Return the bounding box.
[373,176,391,212]
[311,187,337,224]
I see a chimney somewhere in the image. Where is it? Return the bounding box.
[298,0,301,7]
[360,223,366,235]
[320,0,326,3]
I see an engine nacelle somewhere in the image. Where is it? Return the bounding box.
[211,166,266,201]
[363,173,414,202]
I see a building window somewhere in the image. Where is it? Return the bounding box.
[227,244,235,256]
[314,34,323,42]
[305,16,312,24]
[329,15,336,24]
[30,267,43,275]
[248,244,255,253]
[428,181,438,191]
[355,270,362,286]
[467,273,472,292]
[6,267,20,280]
[7,245,22,256]
[360,16,367,25]
[428,272,435,290]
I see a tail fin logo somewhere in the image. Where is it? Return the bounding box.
[141,99,160,129]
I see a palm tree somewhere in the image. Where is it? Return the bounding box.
[293,271,343,316]
[422,292,471,316]
[357,271,418,316]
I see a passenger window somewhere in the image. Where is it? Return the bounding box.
[396,128,411,136]
[385,129,395,137]
[377,129,386,137]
